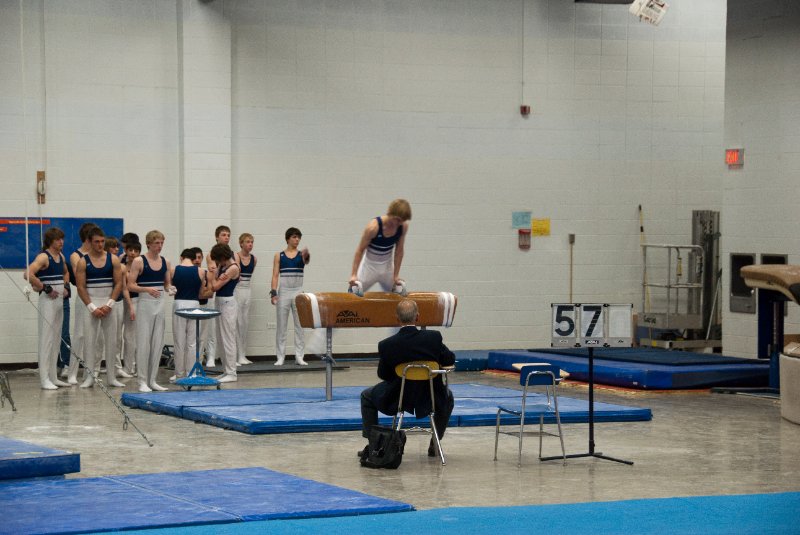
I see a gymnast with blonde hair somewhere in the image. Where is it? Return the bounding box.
[349,199,411,296]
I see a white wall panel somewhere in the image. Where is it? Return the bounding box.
[722,0,800,357]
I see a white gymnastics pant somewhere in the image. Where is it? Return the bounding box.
[122,297,137,374]
[66,293,85,382]
[215,295,238,376]
[37,292,64,387]
[356,255,394,292]
[135,293,165,388]
[199,303,216,362]
[81,299,118,386]
[234,286,251,362]
[275,286,304,361]
[172,299,199,379]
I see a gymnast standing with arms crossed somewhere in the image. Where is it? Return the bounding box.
[209,243,240,382]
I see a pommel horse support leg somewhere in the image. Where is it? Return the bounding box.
[295,292,457,400]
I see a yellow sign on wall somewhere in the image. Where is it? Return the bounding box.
[531,218,550,237]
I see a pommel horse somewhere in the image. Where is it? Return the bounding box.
[741,264,800,305]
[741,264,800,423]
[295,291,457,400]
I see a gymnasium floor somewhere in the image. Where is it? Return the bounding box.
[1,360,799,525]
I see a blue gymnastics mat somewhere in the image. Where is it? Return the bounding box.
[532,346,767,366]
[0,436,80,481]
[121,491,800,535]
[0,467,412,535]
[489,350,770,390]
[122,384,651,434]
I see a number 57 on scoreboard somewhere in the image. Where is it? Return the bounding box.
[551,303,633,348]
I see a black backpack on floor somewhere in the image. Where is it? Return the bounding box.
[360,425,407,469]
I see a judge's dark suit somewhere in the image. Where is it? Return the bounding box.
[360,325,456,438]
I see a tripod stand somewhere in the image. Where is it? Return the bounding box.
[541,347,633,465]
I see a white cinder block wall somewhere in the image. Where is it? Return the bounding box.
[722,1,800,358]
[0,1,181,363]
[1,0,728,363]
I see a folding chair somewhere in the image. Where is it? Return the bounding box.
[494,363,566,466]
[392,360,452,465]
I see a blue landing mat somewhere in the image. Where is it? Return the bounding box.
[122,384,651,434]
[123,492,800,535]
[453,349,494,371]
[490,350,770,390]
[532,346,767,366]
[121,384,519,417]
[0,467,412,535]
[0,436,80,481]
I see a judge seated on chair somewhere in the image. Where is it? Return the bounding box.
[360,299,456,457]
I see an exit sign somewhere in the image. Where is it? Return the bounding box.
[726,148,744,169]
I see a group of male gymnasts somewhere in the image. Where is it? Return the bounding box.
[26,198,412,392]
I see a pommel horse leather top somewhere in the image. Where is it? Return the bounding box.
[741,264,800,305]
[295,292,457,329]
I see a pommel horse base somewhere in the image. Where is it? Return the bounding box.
[295,291,457,400]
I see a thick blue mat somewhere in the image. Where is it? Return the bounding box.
[121,491,800,535]
[490,350,770,390]
[532,346,767,366]
[122,384,651,434]
[0,436,80,481]
[0,467,412,535]
[121,384,520,418]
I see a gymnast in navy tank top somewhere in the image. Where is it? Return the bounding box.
[209,243,240,381]
[350,199,412,293]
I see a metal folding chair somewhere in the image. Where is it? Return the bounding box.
[392,360,452,465]
[494,363,566,466]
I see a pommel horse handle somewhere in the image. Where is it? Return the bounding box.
[294,292,458,400]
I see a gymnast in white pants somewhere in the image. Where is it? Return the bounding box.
[66,222,99,384]
[203,226,231,367]
[349,199,411,293]
[234,233,257,366]
[101,237,131,381]
[121,241,141,376]
[75,227,124,388]
[128,230,171,393]
[171,249,209,380]
[27,227,71,390]
[210,243,240,382]
[271,227,310,366]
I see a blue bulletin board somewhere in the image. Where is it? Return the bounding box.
[0,217,124,269]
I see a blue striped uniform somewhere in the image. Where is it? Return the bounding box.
[366,217,403,260]
[215,264,238,297]
[173,265,201,300]
[37,252,65,289]
[279,252,305,290]
[238,255,256,289]
[138,256,167,290]
[84,253,114,296]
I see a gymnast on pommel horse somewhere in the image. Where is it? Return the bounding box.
[348,199,411,297]
[294,291,457,400]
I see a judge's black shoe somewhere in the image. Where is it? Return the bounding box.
[428,440,437,457]
[358,445,369,458]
